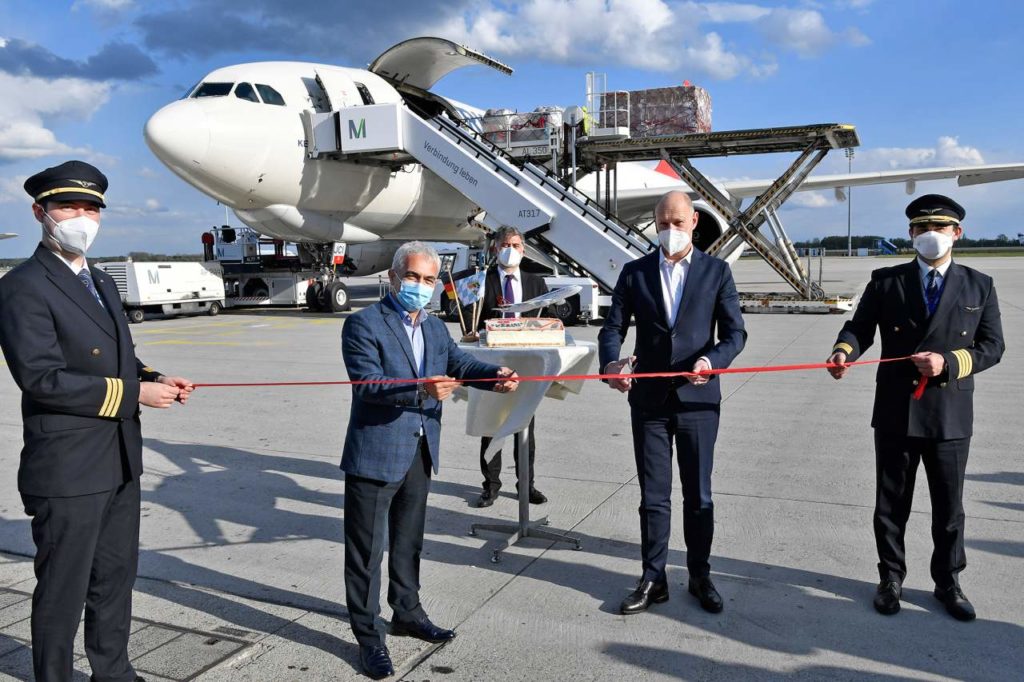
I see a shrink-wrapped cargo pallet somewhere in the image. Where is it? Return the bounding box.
[602,85,712,137]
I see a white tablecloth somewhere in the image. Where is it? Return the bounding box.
[458,339,597,460]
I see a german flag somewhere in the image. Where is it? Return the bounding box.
[443,278,457,300]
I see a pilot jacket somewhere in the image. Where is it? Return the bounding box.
[831,258,1004,587]
[340,298,502,647]
[598,248,746,583]
[833,259,1004,439]
[0,245,162,682]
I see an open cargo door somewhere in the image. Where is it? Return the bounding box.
[369,37,512,90]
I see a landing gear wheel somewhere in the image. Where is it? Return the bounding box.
[207,301,222,316]
[325,281,350,313]
[305,282,324,312]
[127,308,144,324]
[551,294,580,326]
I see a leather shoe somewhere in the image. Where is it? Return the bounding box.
[873,580,902,615]
[934,585,976,621]
[391,616,457,643]
[358,645,394,680]
[620,579,669,614]
[476,488,499,508]
[528,487,547,504]
[688,576,724,613]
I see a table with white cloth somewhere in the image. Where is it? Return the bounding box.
[458,338,596,563]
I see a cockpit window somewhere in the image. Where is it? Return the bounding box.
[255,84,286,106]
[234,82,260,103]
[191,82,234,98]
[180,80,201,99]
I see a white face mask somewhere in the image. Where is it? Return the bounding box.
[913,231,953,260]
[658,228,691,256]
[44,213,99,256]
[497,246,523,268]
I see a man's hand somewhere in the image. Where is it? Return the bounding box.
[911,351,946,378]
[687,358,711,386]
[605,356,636,393]
[424,376,462,401]
[139,381,182,408]
[827,352,848,380]
[159,375,194,404]
[494,367,519,394]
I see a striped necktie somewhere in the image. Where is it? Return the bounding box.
[925,269,941,316]
[78,269,106,309]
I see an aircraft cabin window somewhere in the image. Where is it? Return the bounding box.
[255,84,286,106]
[234,82,260,103]
[355,83,375,105]
[191,82,234,98]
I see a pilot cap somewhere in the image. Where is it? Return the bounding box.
[906,194,964,227]
[24,160,108,208]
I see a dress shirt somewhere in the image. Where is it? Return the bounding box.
[385,293,425,376]
[659,248,692,329]
[917,256,952,292]
[497,265,524,318]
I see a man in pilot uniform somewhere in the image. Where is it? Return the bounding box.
[0,161,193,681]
[827,194,1004,621]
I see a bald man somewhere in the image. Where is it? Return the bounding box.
[599,191,746,615]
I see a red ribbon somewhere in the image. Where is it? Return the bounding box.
[192,355,929,399]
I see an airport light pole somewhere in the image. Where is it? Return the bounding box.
[846,148,854,257]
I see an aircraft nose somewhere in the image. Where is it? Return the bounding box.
[144,101,210,170]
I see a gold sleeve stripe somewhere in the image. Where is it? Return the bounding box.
[833,342,854,355]
[953,349,973,379]
[99,378,124,418]
[142,366,155,373]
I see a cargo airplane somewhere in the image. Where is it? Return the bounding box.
[143,37,1024,309]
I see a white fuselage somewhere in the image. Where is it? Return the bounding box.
[145,62,483,245]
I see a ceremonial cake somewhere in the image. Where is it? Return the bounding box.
[483,318,566,347]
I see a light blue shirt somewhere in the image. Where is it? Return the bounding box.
[386,293,425,377]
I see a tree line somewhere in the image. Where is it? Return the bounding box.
[794,235,1023,250]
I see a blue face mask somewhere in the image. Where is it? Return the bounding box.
[395,281,434,312]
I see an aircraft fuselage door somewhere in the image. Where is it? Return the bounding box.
[314,69,356,111]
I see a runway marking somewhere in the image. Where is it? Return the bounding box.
[142,340,277,347]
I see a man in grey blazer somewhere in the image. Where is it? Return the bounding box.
[341,241,519,679]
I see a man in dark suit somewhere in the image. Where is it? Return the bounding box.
[341,241,518,680]
[827,194,1004,621]
[0,160,193,682]
[599,190,746,615]
[473,226,550,508]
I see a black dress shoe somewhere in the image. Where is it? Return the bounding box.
[528,487,547,504]
[620,579,669,614]
[358,645,394,680]
[934,585,976,621]
[476,488,499,508]
[873,580,902,615]
[688,577,724,613]
[391,616,457,643]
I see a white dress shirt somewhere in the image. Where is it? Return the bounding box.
[659,248,692,328]
[917,256,952,292]
[497,265,524,318]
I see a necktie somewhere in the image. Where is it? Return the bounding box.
[78,269,106,309]
[503,274,515,318]
[925,269,941,316]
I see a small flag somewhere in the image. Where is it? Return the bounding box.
[443,278,457,300]
[454,270,486,306]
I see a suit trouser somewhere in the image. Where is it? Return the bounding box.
[22,478,141,682]
[873,430,970,589]
[344,439,432,647]
[630,396,719,583]
[479,417,536,492]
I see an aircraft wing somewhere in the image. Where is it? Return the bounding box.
[608,162,1024,224]
[369,37,513,90]
[0,233,17,240]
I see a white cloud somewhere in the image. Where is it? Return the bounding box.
[758,8,846,55]
[144,198,161,210]
[789,191,832,208]
[72,0,135,10]
[857,136,985,170]
[0,175,29,204]
[0,73,109,163]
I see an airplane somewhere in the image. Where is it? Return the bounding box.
[143,37,1024,308]
[0,233,16,240]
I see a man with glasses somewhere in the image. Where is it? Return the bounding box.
[341,241,519,679]
[827,194,1004,621]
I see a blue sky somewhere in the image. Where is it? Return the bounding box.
[2,0,1023,259]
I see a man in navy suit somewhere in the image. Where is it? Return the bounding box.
[599,190,746,616]
[341,241,519,679]
[0,160,193,682]
[827,194,1004,621]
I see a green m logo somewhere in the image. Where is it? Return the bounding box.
[348,118,366,139]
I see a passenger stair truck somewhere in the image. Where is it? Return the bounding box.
[303,101,657,299]
[95,261,225,323]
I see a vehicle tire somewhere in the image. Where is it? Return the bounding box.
[305,282,323,312]
[326,281,351,313]
[252,288,269,299]
[550,294,580,326]
[127,308,145,324]
[440,295,459,321]
[208,301,222,316]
